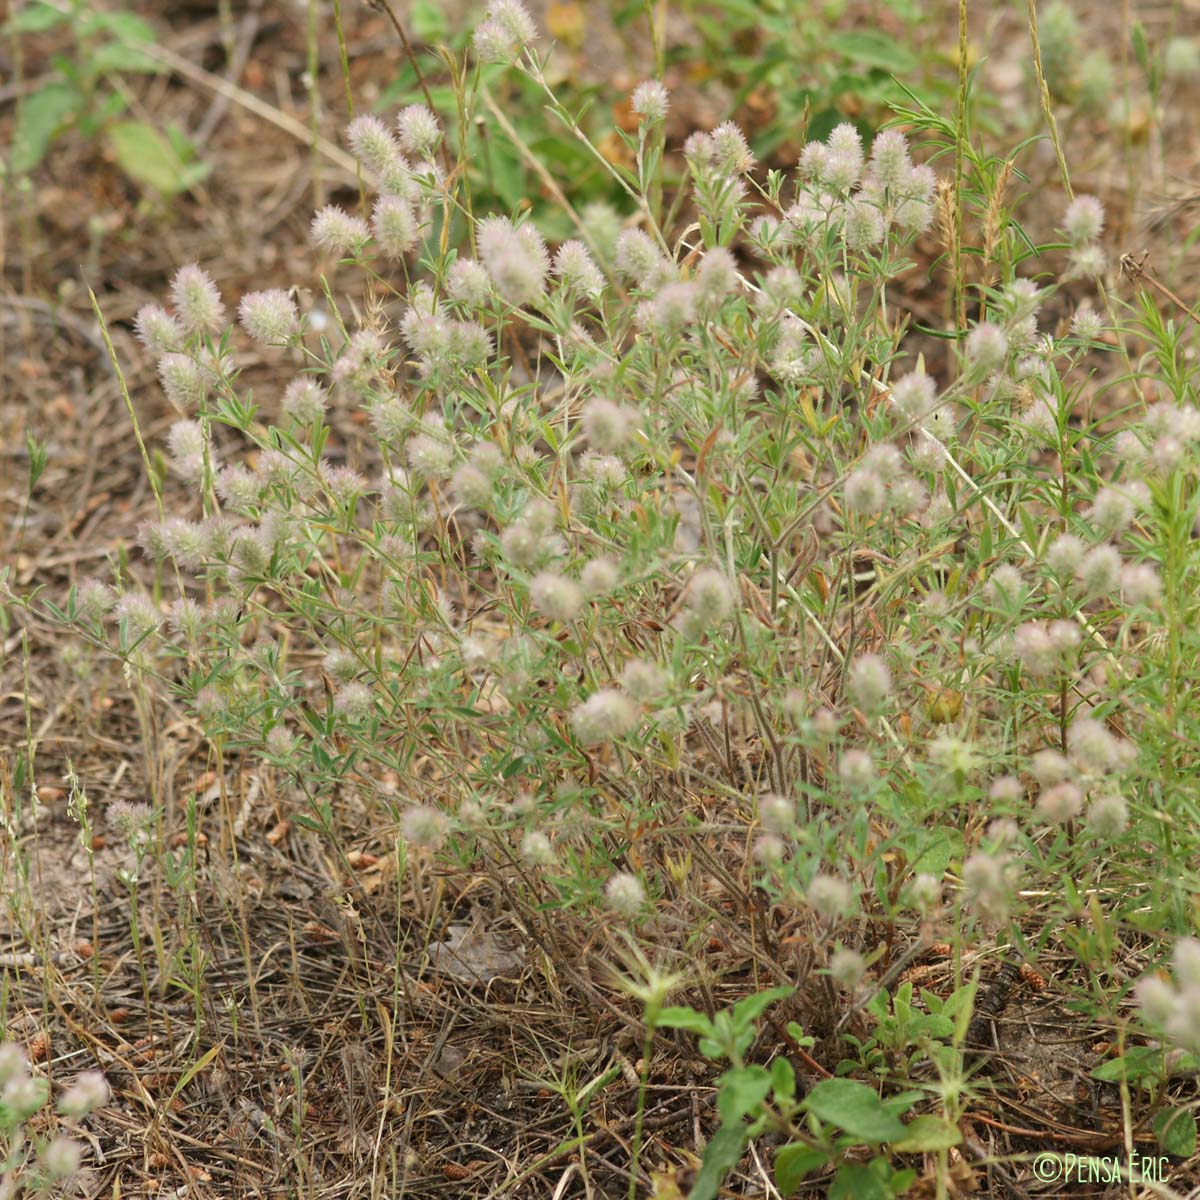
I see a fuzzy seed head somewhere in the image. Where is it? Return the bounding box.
[311,205,371,255]
[843,198,885,250]
[605,871,646,917]
[158,353,207,409]
[844,468,886,516]
[709,120,753,173]
[847,654,891,713]
[867,129,910,190]
[695,246,739,305]
[1046,533,1085,576]
[1030,749,1073,787]
[838,749,876,791]
[906,872,941,914]
[333,681,374,721]
[75,578,116,621]
[1035,781,1083,825]
[134,304,183,354]
[521,830,556,866]
[687,567,734,622]
[1013,621,1058,678]
[986,564,1025,611]
[447,258,492,306]
[40,1137,82,1181]
[615,228,666,289]
[830,948,866,990]
[753,833,786,867]
[170,263,225,335]
[581,557,620,597]
[1065,243,1107,279]
[966,321,1009,372]
[529,571,583,623]
[580,397,633,452]
[808,873,854,922]
[401,803,449,850]
[1087,486,1136,537]
[620,658,669,703]
[395,104,442,158]
[891,370,938,421]
[1075,544,1122,599]
[238,289,299,344]
[405,433,455,480]
[1136,975,1177,1027]
[477,215,547,306]
[347,114,403,178]
[1071,306,1104,341]
[631,80,670,122]
[1062,194,1104,246]
[1068,715,1118,774]
[571,689,638,745]
[553,239,605,298]
[1121,563,1162,606]
[281,377,328,425]
[962,852,1011,922]
[57,1069,110,1117]
[759,793,796,834]
[1086,792,1129,840]
[372,195,420,259]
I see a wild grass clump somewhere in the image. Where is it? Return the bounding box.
[12,0,1200,1191]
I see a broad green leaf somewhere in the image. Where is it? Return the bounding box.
[892,1115,962,1153]
[107,120,202,195]
[688,1123,750,1200]
[829,1163,891,1200]
[770,1055,795,1102]
[1090,1046,1164,1085]
[10,81,79,173]
[828,30,917,74]
[732,986,794,1030]
[410,0,446,41]
[716,1065,773,1125]
[775,1143,833,1194]
[89,41,164,75]
[803,1079,907,1143]
[655,1006,714,1037]
[1154,1107,1197,1157]
[5,1,68,32]
[94,10,157,41]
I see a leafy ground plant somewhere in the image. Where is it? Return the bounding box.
[3,0,208,196]
[5,0,1200,1195]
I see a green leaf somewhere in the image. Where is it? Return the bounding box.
[775,1143,833,1194]
[892,1115,962,1153]
[107,120,204,195]
[1090,1046,1164,1086]
[731,986,795,1031]
[167,1042,223,1105]
[655,1006,714,1038]
[5,1,69,32]
[688,1123,750,1200]
[717,1065,773,1125]
[829,1163,891,1200]
[10,81,79,173]
[409,0,446,41]
[88,40,164,74]
[770,1055,796,1102]
[1154,1107,1197,1157]
[1131,21,1150,74]
[93,10,157,42]
[828,30,917,74]
[803,1079,907,1143]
